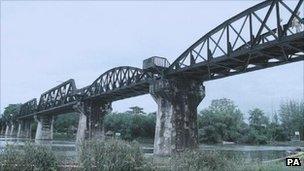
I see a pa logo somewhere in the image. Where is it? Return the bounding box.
[286,158,301,166]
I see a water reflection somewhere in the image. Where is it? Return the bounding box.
[200,144,304,162]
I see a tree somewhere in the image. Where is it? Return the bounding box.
[104,109,156,140]
[198,98,245,144]
[267,113,287,141]
[127,106,145,115]
[2,104,22,126]
[247,108,269,144]
[54,113,78,138]
[279,100,304,140]
[0,116,6,133]
[249,108,269,129]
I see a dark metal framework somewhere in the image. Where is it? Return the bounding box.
[18,67,152,117]
[167,0,304,80]
[84,66,153,101]
[18,0,304,119]
[19,98,37,116]
[37,79,77,111]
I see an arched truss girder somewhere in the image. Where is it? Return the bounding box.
[167,0,304,78]
[37,79,77,111]
[19,98,37,117]
[84,66,153,99]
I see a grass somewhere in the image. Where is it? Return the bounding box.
[78,139,148,171]
[0,142,58,171]
[1,140,303,171]
[144,150,304,171]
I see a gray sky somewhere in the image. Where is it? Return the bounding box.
[1,1,303,120]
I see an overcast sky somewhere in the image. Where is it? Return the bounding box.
[1,1,303,120]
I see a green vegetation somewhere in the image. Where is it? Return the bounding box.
[104,112,156,140]
[53,113,78,139]
[0,140,303,171]
[171,149,238,171]
[147,150,302,171]
[198,98,245,144]
[0,104,21,131]
[279,100,304,141]
[79,139,148,171]
[198,99,304,144]
[0,143,58,171]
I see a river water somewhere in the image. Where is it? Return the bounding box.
[0,136,302,162]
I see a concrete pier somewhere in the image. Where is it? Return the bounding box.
[88,102,112,140]
[5,125,10,137]
[10,124,15,136]
[0,127,4,135]
[151,94,173,156]
[17,120,32,138]
[150,78,205,154]
[34,115,54,142]
[17,122,22,138]
[170,79,205,152]
[74,102,87,146]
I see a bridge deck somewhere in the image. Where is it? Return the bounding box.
[18,102,77,119]
[167,32,304,80]
[83,81,150,102]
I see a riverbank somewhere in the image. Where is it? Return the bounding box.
[267,141,304,147]
[56,151,304,171]
[1,139,303,171]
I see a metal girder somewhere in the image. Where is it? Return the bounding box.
[37,79,77,111]
[19,98,37,117]
[167,0,304,77]
[84,66,152,102]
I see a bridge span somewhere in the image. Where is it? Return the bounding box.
[11,0,304,156]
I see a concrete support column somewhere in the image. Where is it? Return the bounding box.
[0,127,4,135]
[5,125,10,137]
[88,102,112,140]
[17,122,22,138]
[24,121,32,138]
[17,120,32,138]
[73,102,88,146]
[150,78,205,154]
[170,79,205,152]
[34,115,54,142]
[151,94,173,156]
[10,124,15,137]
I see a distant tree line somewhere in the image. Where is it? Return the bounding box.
[0,99,303,144]
[198,98,304,144]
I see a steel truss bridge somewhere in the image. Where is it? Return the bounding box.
[18,0,303,119]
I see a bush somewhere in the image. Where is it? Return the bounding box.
[238,128,269,145]
[79,139,147,171]
[0,143,58,171]
[104,112,156,141]
[171,149,240,171]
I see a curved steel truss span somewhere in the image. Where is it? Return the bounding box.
[167,0,304,80]
[84,66,153,101]
[19,67,153,117]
